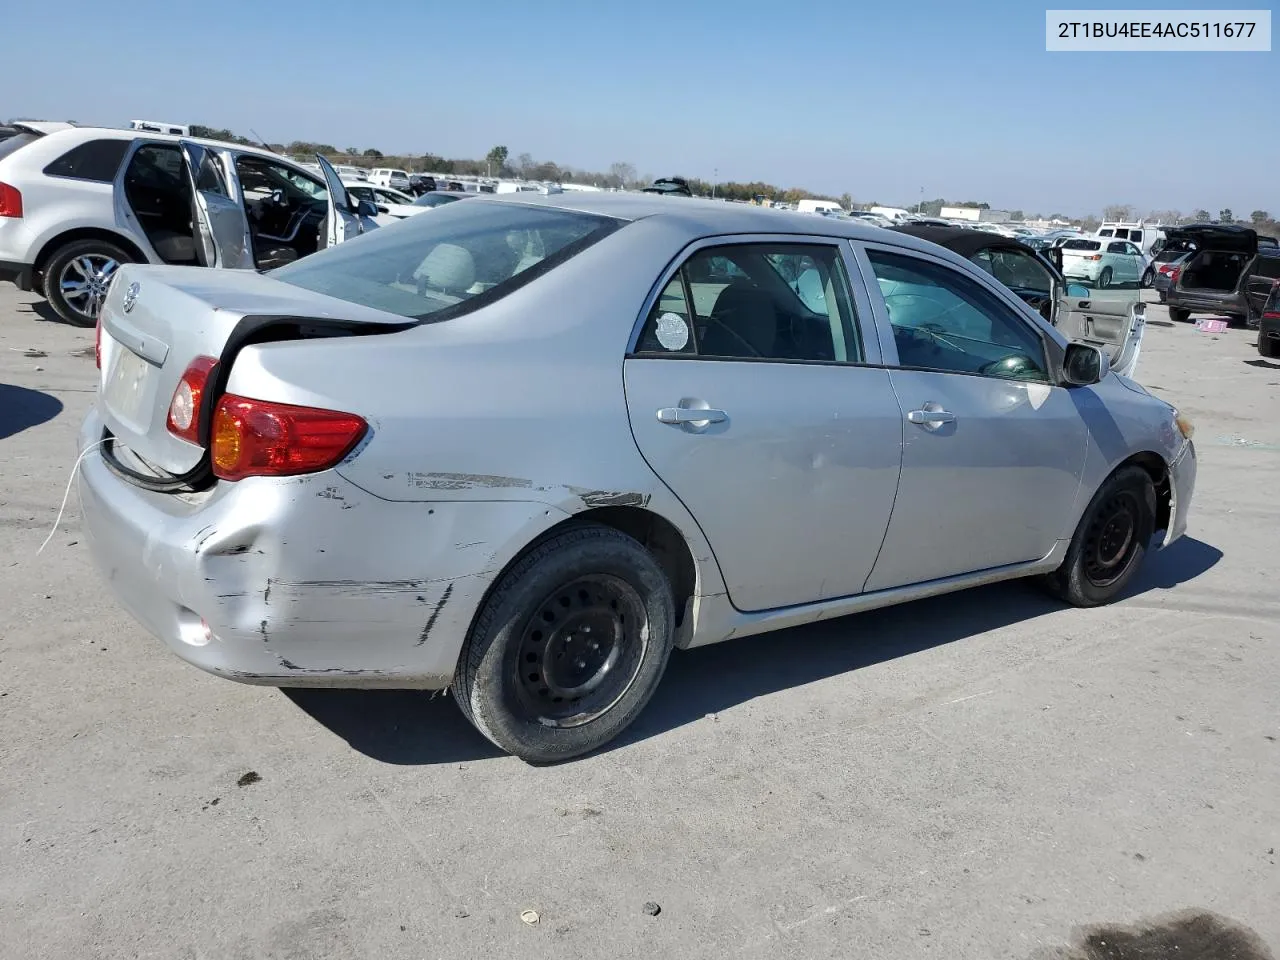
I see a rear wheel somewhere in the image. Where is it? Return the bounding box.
[454,524,675,763]
[42,239,132,327]
[1141,267,1154,287]
[1260,334,1278,358]
[1097,267,1113,289]
[1168,307,1191,323]
[1042,466,1156,608]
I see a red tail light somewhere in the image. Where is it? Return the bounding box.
[1263,311,1280,321]
[211,395,366,482]
[1170,267,1182,283]
[0,182,22,218]
[1084,254,1102,261]
[166,356,219,444]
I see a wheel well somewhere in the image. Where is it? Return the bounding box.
[519,507,698,627]
[1120,452,1172,534]
[33,228,148,279]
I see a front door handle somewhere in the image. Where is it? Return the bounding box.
[907,406,956,427]
[656,406,727,425]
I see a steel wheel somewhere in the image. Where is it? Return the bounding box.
[513,574,648,728]
[59,254,119,321]
[1082,490,1141,588]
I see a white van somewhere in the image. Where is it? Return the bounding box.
[1096,221,1165,256]
[796,199,843,215]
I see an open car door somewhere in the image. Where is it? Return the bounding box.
[315,154,363,248]
[178,141,254,269]
[1055,286,1146,380]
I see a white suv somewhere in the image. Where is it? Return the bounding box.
[0,124,376,325]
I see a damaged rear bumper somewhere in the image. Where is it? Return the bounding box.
[77,407,566,688]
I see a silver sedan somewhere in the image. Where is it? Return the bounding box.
[78,194,1197,762]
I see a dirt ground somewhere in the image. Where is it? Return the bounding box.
[1,283,1276,960]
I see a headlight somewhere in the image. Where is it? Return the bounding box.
[1173,409,1195,440]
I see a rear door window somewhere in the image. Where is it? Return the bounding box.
[43,138,130,182]
[634,243,862,363]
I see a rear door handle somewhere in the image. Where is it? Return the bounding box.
[656,407,727,425]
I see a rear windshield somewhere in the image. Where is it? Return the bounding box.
[1062,239,1101,251]
[0,132,39,163]
[271,200,622,321]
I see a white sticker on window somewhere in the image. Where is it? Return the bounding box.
[656,312,690,351]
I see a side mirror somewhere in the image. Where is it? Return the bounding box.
[356,199,379,218]
[1062,342,1106,386]
[1065,282,1091,298]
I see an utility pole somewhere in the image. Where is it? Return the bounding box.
[917,187,924,215]
[712,168,718,199]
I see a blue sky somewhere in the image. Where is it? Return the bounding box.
[3,0,1275,216]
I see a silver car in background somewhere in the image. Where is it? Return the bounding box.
[78,194,1197,762]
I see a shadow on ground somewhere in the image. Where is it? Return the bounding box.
[1243,358,1280,370]
[16,299,66,325]
[0,383,64,439]
[286,536,1221,765]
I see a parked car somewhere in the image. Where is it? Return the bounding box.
[1059,237,1144,289]
[342,180,421,223]
[411,191,478,210]
[641,176,693,197]
[408,174,436,196]
[335,164,368,182]
[846,211,894,228]
[0,123,377,325]
[1257,283,1280,357]
[893,225,1144,377]
[1152,252,1193,302]
[78,195,1196,762]
[1144,235,1197,287]
[1164,225,1280,326]
[368,167,412,192]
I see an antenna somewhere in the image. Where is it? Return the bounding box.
[249,128,273,153]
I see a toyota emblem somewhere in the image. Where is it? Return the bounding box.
[122,281,139,313]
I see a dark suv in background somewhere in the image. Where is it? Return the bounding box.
[1164,224,1280,326]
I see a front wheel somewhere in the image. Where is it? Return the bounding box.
[1141,267,1154,287]
[454,525,675,763]
[1097,267,1113,289]
[42,239,132,327]
[1042,466,1156,607]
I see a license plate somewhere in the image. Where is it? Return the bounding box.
[104,345,152,425]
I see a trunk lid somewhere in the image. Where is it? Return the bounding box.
[1163,224,1257,254]
[96,264,409,480]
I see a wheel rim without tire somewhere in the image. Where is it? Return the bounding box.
[59,254,119,320]
[513,574,648,728]
[1083,490,1141,588]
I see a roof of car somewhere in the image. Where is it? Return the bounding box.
[25,125,294,164]
[888,224,1040,258]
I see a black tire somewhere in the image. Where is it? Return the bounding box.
[1097,267,1113,289]
[1141,267,1154,288]
[1158,292,1167,304]
[454,524,675,763]
[1259,334,1278,358]
[1042,466,1156,608]
[1168,307,1191,323]
[42,239,132,327]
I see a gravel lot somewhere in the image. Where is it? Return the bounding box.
[1,283,1276,960]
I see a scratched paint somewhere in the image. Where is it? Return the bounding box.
[406,472,534,491]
